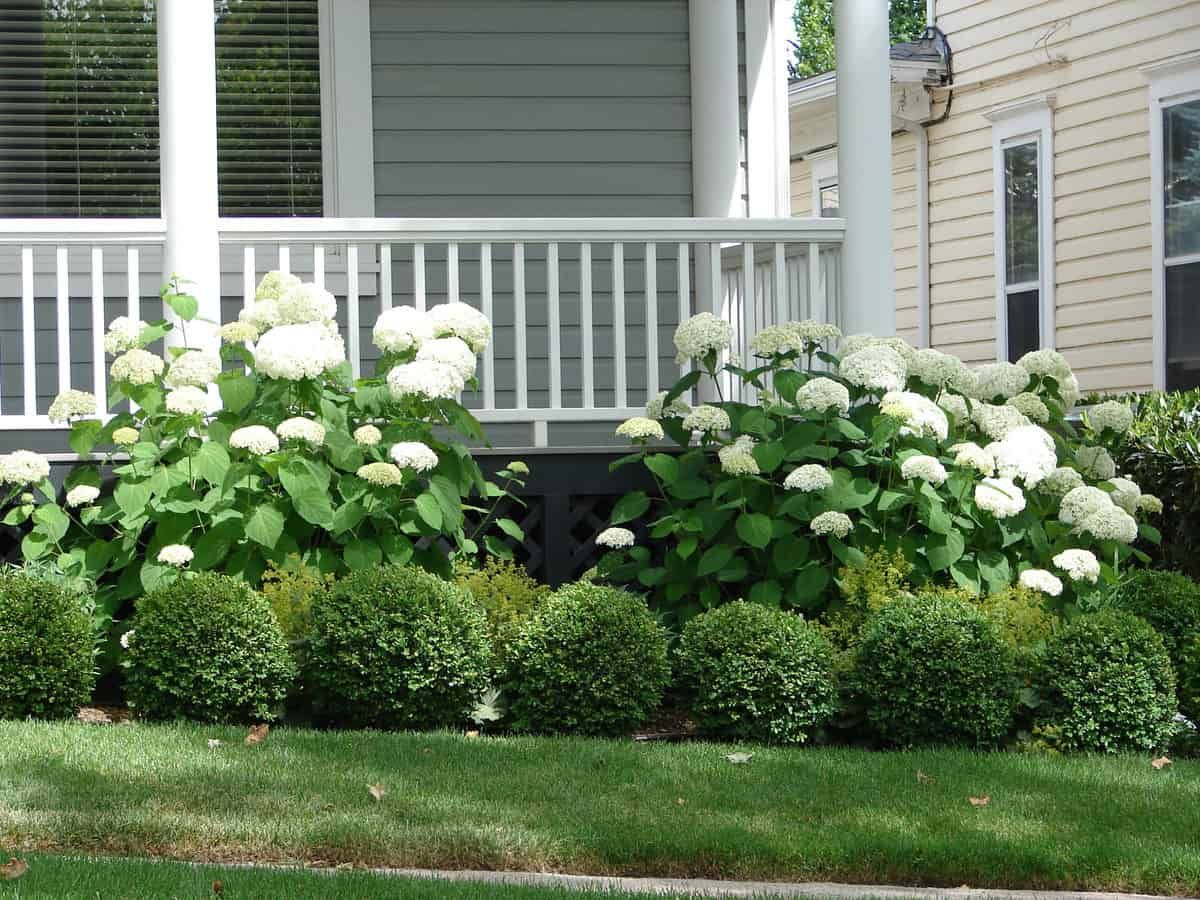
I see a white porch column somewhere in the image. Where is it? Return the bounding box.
[834,0,895,336]
[689,0,742,219]
[158,1,221,351]
[745,0,793,216]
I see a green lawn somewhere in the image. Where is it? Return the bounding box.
[1,722,1197,895]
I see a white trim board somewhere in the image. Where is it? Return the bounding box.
[1144,52,1200,391]
[985,94,1056,362]
[318,0,376,218]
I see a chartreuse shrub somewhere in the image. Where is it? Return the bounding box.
[123,573,294,723]
[596,316,1161,628]
[0,273,524,647]
[821,548,913,649]
[260,555,334,643]
[455,557,550,666]
[1036,609,1176,753]
[855,594,1017,747]
[506,583,669,736]
[306,565,492,730]
[676,601,837,744]
[1104,569,1200,717]
[0,569,94,719]
[975,585,1055,666]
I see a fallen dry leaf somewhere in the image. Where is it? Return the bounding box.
[0,858,28,881]
[465,730,480,739]
[212,879,223,894]
[723,752,754,764]
[421,747,432,754]
[207,739,223,750]
[368,783,387,803]
[968,795,990,807]
[1152,756,1172,770]
[76,707,112,725]
[244,724,269,746]
[916,770,935,784]
[676,797,686,806]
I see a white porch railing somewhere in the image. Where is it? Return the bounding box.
[0,217,844,446]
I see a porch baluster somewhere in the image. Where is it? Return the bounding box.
[90,247,107,414]
[347,244,361,379]
[379,244,393,310]
[645,242,658,401]
[580,242,594,409]
[613,242,627,409]
[21,247,35,417]
[513,242,527,410]
[480,242,495,410]
[547,242,562,410]
[56,247,70,395]
[413,243,426,311]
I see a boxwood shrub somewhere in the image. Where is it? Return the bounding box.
[1036,609,1177,753]
[306,565,492,730]
[677,601,837,743]
[854,593,1017,747]
[124,573,295,723]
[0,569,94,719]
[506,582,669,736]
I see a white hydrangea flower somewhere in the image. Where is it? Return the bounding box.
[255,323,346,380]
[839,345,907,393]
[784,464,834,492]
[229,425,280,456]
[1006,392,1050,424]
[811,510,853,538]
[165,386,209,416]
[900,454,948,486]
[718,435,759,476]
[1075,445,1117,480]
[596,526,636,549]
[1019,569,1063,597]
[974,362,1030,400]
[1052,548,1100,584]
[1076,505,1139,544]
[506,461,530,476]
[879,391,949,441]
[276,417,326,446]
[416,336,477,381]
[103,316,148,356]
[840,334,916,364]
[164,350,221,389]
[1056,372,1082,411]
[616,416,665,441]
[120,629,134,649]
[792,320,842,343]
[1087,400,1134,435]
[0,450,50,486]
[390,441,439,472]
[682,404,731,433]
[276,283,337,326]
[255,270,302,301]
[988,425,1057,488]
[1139,494,1164,515]
[239,298,280,333]
[795,377,851,416]
[387,361,465,401]
[220,321,259,344]
[939,393,971,424]
[1041,466,1085,498]
[157,544,193,567]
[1104,476,1141,514]
[65,484,100,507]
[674,312,734,364]
[112,427,139,447]
[111,348,165,385]
[428,303,492,353]
[909,348,973,391]
[1017,348,1073,382]
[646,391,690,420]
[975,477,1026,518]
[48,389,97,424]
[950,442,995,476]
[971,402,1033,441]
[353,425,383,447]
[357,461,404,486]
[373,305,434,354]
[750,320,840,357]
[1058,485,1114,526]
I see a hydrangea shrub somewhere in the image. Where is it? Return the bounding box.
[598,316,1159,626]
[3,275,525,631]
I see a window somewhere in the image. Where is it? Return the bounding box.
[809,150,838,217]
[986,95,1055,363]
[0,0,322,218]
[818,181,839,218]
[1147,53,1200,390]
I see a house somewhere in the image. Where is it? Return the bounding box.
[0,0,897,455]
[788,0,1200,396]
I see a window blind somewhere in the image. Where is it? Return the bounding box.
[0,0,321,218]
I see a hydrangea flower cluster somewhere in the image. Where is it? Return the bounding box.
[276,417,326,446]
[374,306,434,354]
[0,451,50,486]
[900,454,948,486]
[683,405,731,433]
[1075,445,1116,480]
[616,417,665,442]
[987,425,1057,488]
[387,361,465,400]
[794,377,851,415]
[646,391,691,420]
[880,391,949,441]
[1052,548,1100,584]
[103,316,148,356]
[974,362,1030,400]
[48,389,97,424]
[164,350,221,389]
[673,312,734,364]
[784,464,834,492]
[596,527,636,549]
[1019,569,1063,596]
[165,386,209,417]
[416,337,477,380]
[157,544,193,567]
[839,344,906,393]
[65,484,100,508]
[975,477,1026,519]
[390,441,439,472]
[353,425,383,447]
[950,442,994,476]
[811,510,853,538]
[1087,399,1134,435]
[255,323,346,381]
[229,425,280,456]
[110,348,165,385]
[357,462,404,487]
[1006,392,1050,424]
[718,435,759,476]
[428,303,492,353]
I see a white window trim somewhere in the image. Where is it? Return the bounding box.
[809,149,838,217]
[1144,51,1200,390]
[985,94,1056,362]
[318,0,375,218]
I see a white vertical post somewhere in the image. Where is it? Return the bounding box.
[835,0,895,336]
[910,123,931,348]
[645,242,658,399]
[21,247,35,417]
[90,247,107,414]
[513,243,527,409]
[613,243,627,409]
[745,0,790,216]
[413,243,426,311]
[808,242,824,323]
[773,242,787,325]
[741,242,755,364]
[689,0,742,218]
[242,246,255,310]
[127,246,141,323]
[158,0,221,351]
[379,244,393,310]
[547,242,562,409]
[56,247,69,395]
[447,243,460,303]
[347,244,361,378]
[278,246,290,275]
[480,243,495,409]
[580,242,594,409]
[677,242,690,380]
[313,245,326,288]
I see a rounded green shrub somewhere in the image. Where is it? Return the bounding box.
[1036,609,1177,753]
[677,601,838,744]
[455,558,550,667]
[124,573,295,723]
[0,569,94,719]
[306,565,492,730]
[854,593,1017,747]
[1105,569,1200,688]
[506,582,669,736]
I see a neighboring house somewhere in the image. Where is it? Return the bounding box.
[789,0,1200,396]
